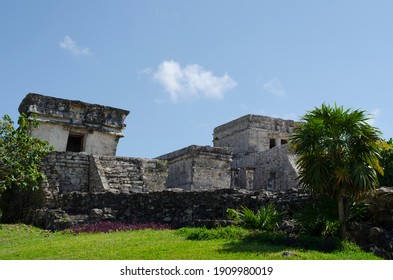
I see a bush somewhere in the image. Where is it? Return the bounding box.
[347,200,368,223]
[295,198,369,238]
[0,114,53,193]
[227,204,281,231]
[0,114,53,221]
[294,198,340,237]
[378,138,393,187]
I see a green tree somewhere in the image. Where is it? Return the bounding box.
[290,104,384,238]
[0,113,53,193]
[378,138,393,187]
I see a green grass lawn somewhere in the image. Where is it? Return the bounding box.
[0,224,381,260]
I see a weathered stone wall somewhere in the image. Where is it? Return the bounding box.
[18,93,129,156]
[83,130,121,156]
[29,188,310,230]
[91,156,167,193]
[367,187,393,230]
[211,115,300,192]
[41,152,168,195]
[213,114,297,158]
[158,145,232,190]
[232,145,299,191]
[41,152,90,194]
[346,187,393,259]
[191,155,231,190]
[30,122,69,152]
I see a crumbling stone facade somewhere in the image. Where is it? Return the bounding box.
[41,152,168,198]
[41,152,90,194]
[155,115,300,191]
[89,155,167,193]
[30,188,310,230]
[213,114,296,158]
[157,145,232,190]
[18,93,129,156]
[213,114,300,191]
[231,145,299,191]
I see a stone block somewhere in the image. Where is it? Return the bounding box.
[90,208,103,218]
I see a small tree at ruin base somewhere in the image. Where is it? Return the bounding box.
[0,114,53,219]
[290,104,385,238]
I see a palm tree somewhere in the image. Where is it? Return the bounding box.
[290,104,384,238]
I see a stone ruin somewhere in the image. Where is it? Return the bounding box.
[9,93,393,258]
[213,114,299,191]
[20,93,300,194]
[19,93,129,156]
[13,93,303,226]
[157,145,233,191]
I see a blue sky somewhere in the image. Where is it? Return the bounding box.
[1,0,392,158]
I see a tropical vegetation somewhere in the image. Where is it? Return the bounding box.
[0,114,53,220]
[227,204,281,231]
[289,103,385,237]
[378,138,393,187]
[0,113,53,193]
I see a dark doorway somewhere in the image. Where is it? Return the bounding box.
[66,134,84,152]
[269,138,276,149]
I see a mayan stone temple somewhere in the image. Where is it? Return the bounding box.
[19,93,300,194]
[18,93,129,156]
[213,114,299,191]
[15,93,302,229]
[158,115,299,191]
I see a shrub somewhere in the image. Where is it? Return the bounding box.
[347,200,368,223]
[295,198,369,238]
[378,138,393,187]
[0,114,53,221]
[227,204,281,231]
[0,114,53,193]
[294,198,340,237]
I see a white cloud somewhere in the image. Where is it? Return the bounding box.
[262,78,286,97]
[153,60,237,102]
[59,35,92,56]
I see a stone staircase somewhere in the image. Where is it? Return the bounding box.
[90,155,167,193]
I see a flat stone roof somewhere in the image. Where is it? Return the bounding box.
[213,114,298,136]
[18,93,130,131]
[157,145,232,162]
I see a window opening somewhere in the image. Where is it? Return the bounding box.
[66,134,84,152]
[269,138,276,149]
[281,139,288,145]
